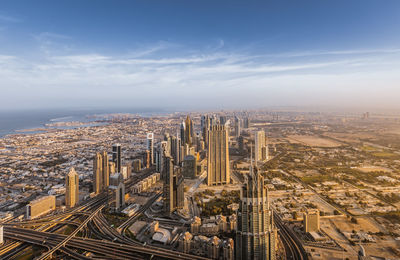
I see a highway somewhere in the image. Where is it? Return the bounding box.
[36,204,105,260]
[274,212,308,260]
[1,172,203,259]
[4,226,209,260]
[0,167,309,260]
[0,193,108,259]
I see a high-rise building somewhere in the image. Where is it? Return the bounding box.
[93,153,102,194]
[184,115,194,146]
[145,150,151,168]
[223,238,234,260]
[178,232,193,254]
[201,115,211,148]
[133,159,142,173]
[262,146,269,161]
[0,225,3,244]
[163,156,175,214]
[190,216,201,233]
[109,172,125,211]
[207,236,221,259]
[238,135,244,153]
[112,143,121,173]
[65,168,79,208]
[220,116,227,125]
[207,124,230,186]
[163,156,184,213]
[121,164,131,179]
[171,135,181,165]
[164,133,172,155]
[255,131,266,162]
[183,155,197,179]
[243,117,250,128]
[303,209,320,233]
[236,165,277,260]
[93,151,110,194]
[109,161,116,175]
[147,132,154,165]
[173,168,185,209]
[101,151,110,188]
[156,141,169,173]
[234,116,241,138]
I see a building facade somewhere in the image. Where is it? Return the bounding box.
[93,151,110,194]
[112,143,121,173]
[109,172,125,211]
[183,155,197,179]
[65,168,79,208]
[147,132,154,165]
[207,124,230,186]
[236,165,277,260]
[303,209,320,233]
[255,131,267,162]
[26,195,56,219]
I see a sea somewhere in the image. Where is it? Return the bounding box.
[0,108,167,138]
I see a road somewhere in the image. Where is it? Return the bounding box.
[274,212,308,260]
[4,226,209,260]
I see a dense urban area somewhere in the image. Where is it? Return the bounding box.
[0,110,400,260]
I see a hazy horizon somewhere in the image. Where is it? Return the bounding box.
[1,1,400,110]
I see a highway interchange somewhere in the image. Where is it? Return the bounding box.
[0,170,308,259]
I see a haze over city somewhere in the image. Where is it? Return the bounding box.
[1,1,400,110]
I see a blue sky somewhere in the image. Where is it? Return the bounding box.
[1,0,400,111]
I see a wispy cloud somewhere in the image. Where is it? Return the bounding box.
[1,45,400,109]
[32,32,73,56]
[0,14,21,23]
[270,48,400,58]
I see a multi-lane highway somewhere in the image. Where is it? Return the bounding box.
[0,171,207,260]
[0,166,310,260]
[0,192,108,259]
[4,225,209,260]
[274,212,308,260]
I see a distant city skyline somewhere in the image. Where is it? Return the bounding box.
[1,1,400,110]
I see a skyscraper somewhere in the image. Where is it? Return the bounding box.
[238,135,244,153]
[163,156,184,213]
[101,151,110,188]
[109,172,125,211]
[147,132,154,165]
[171,135,181,165]
[234,116,241,138]
[156,141,168,174]
[180,122,186,147]
[112,143,121,173]
[201,115,211,148]
[65,168,79,208]
[173,168,185,209]
[207,124,230,186]
[220,115,227,125]
[184,115,193,146]
[183,155,197,179]
[236,165,277,260]
[133,159,142,172]
[255,131,266,162]
[163,133,172,155]
[243,117,250,128]
[93,151,110,194]
[93,152,102,194]
[163,156,174,214]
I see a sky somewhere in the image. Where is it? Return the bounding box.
[1,0,400,111]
